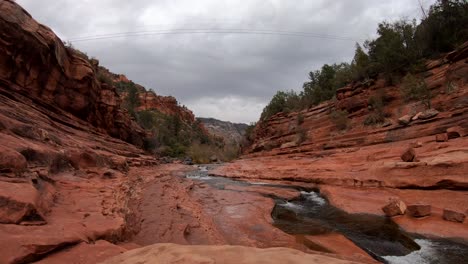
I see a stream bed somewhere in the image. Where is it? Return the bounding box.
[186,166,468,264]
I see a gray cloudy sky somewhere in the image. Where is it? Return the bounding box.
[17,0,435,123]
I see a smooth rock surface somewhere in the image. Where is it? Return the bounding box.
[100,243,362,264]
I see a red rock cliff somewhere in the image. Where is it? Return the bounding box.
[0,0,144,146]
[248,42,468,155]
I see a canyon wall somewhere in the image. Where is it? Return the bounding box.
[198,117,249,144]
[247,42,468,156]
[0,0,145,146]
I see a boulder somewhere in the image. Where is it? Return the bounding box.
[446,126,466,139]
[407,204,431,218]
[419,109,439,120]
[443,209,465,223]
[0,181,45,224]
[398,115,412,126]
[401,148,416,162]
[382,199,406,217]
[0,146,27,173]
[435,133,448,142]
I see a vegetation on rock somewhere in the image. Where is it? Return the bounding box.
[260,0,467,122]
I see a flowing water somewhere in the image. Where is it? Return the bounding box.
[186,166,468,264]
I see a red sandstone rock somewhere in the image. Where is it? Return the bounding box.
[412,112,423,121]
[407,204,431,218]
[398,115,412,126]
[401,148,416,162]
[0,0,144,146]
[35,240,127,264]
[0,181,45,224]
[436,133,448,142]
[301,234,378,263]
[101,244,362,264]
[443,209,466,223]
[382,199,407,217]
[0,146,27,173]
[419,109,439,120]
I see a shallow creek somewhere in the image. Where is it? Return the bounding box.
[186,166,468,264]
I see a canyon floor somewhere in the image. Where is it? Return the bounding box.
[1,0,468,263]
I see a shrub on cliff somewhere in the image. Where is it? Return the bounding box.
[259,0,466,123]
[240,122,257,149]
[365,89,390,126]
[330,110,349,131]
[118,82,140,118]
[260,91,301,121]
[416,0,468,57]
[400,73,432,109]
[302,63,352,107]
[365,19,422,84]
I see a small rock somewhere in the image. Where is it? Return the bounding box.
[435,133,448,142]
[412,112,423,121]
[407,204,431,218]
[401,148,416,162]
[398,115,412,126]
[382,199,406,217]
[419,109,439,120]
[443,209,465,223]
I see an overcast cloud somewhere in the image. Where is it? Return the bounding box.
[17,0,435,123]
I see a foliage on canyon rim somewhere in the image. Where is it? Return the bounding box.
[112,80,240,160]
[260,0,467,121]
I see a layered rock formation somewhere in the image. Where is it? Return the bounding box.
[0,1,151,262]
[106,67,196,124]
[198,117,249,144]
[214,42,468,241]
[2,0,467,263]
[0,1,377,263]
[0,0,144,146]
[136,91,195,123]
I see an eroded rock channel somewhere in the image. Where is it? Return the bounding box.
[141,165,468,264]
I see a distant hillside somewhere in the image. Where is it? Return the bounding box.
[198,118,249,144]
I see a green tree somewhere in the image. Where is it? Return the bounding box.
[260,90,300,121]
[350,43,370,80]
[366,20,421,83]
[416,0,468,56]
[302,63,351,107]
